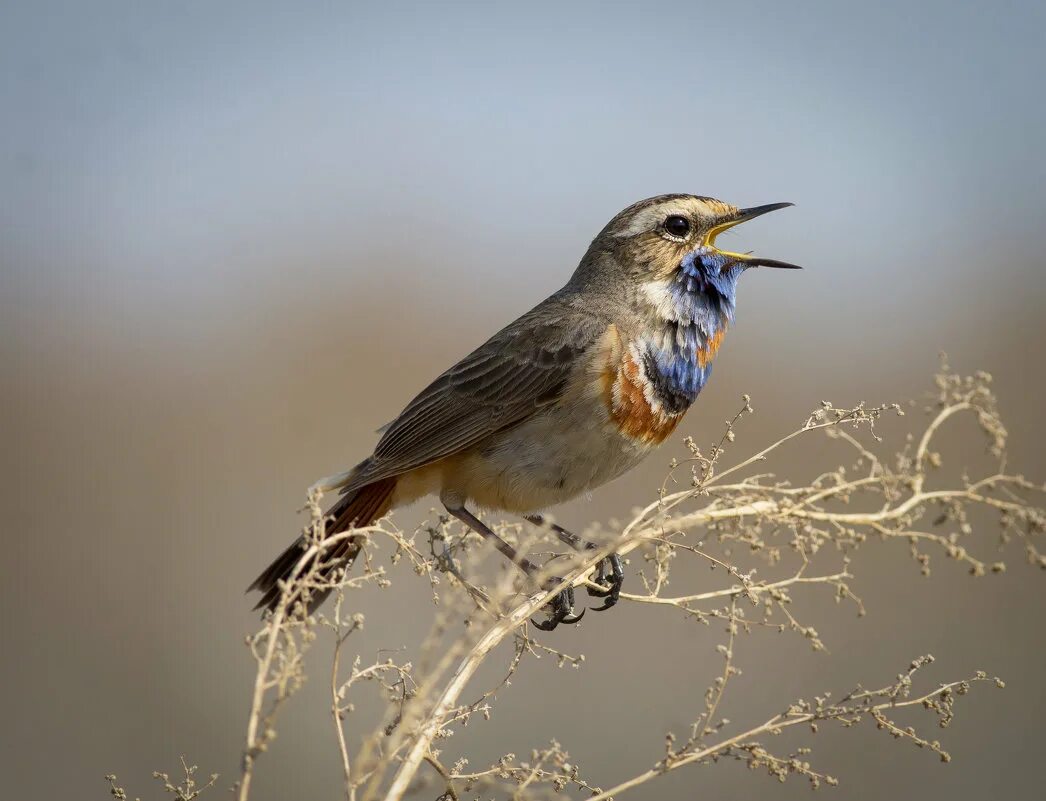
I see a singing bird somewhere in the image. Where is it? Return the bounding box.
[250,194,798,629]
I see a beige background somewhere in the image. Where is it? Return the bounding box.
[2,2,1044,799]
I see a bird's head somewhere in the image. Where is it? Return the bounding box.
[598,193,799,279]
[577,194,799,327]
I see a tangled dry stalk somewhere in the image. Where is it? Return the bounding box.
[106,365,1044,800]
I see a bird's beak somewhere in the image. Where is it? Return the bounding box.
[703,202,801,269]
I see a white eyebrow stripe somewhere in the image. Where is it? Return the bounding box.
[611,197,728,238]
[612,205,690,238]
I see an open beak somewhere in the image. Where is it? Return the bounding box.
[703,202,801,269]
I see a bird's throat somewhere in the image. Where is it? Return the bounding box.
[637,249,741,413]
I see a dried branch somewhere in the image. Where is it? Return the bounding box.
[218,364,1042,801]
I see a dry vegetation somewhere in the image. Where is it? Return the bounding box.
[107,364,1044,800]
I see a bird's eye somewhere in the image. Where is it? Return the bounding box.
[663,215,691,238]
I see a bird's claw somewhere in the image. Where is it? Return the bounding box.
[531,580,585,631]
[586,553,624,611]
[528,551,624,629]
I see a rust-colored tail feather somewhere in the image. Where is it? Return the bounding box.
[248,477,396,613]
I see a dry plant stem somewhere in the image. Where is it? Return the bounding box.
[621,568,853,606]
[382,579,583,801]
[331,593,362,797]
[701,597,737,738]
[238,497,386,801]
[333,647,353,797]
[381,378,1040,801]
[107,756,218,801]
[585,675,980,801]
[233,368,1043,801]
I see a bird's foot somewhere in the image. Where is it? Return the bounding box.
[521,515,625,615]
[531,579,585,631]
[586,552,624,611]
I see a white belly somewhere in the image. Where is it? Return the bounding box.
[445,395,657,513]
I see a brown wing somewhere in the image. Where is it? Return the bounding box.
[339,301,606,494]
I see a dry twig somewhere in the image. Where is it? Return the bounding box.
[125,364,1042,801]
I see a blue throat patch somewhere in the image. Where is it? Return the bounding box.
[642,248,743,414]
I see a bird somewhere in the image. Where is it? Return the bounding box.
[249,194,799,629]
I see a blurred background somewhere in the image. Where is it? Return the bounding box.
[2,1,1044,799]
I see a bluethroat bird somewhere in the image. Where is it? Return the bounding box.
[250,194,798,629]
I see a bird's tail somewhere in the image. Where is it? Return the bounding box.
[248,477,397,613]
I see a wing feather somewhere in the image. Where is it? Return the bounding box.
[342,301,606,492]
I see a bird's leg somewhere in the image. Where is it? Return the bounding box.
[444,503,584,630]
[524,514,624,611]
